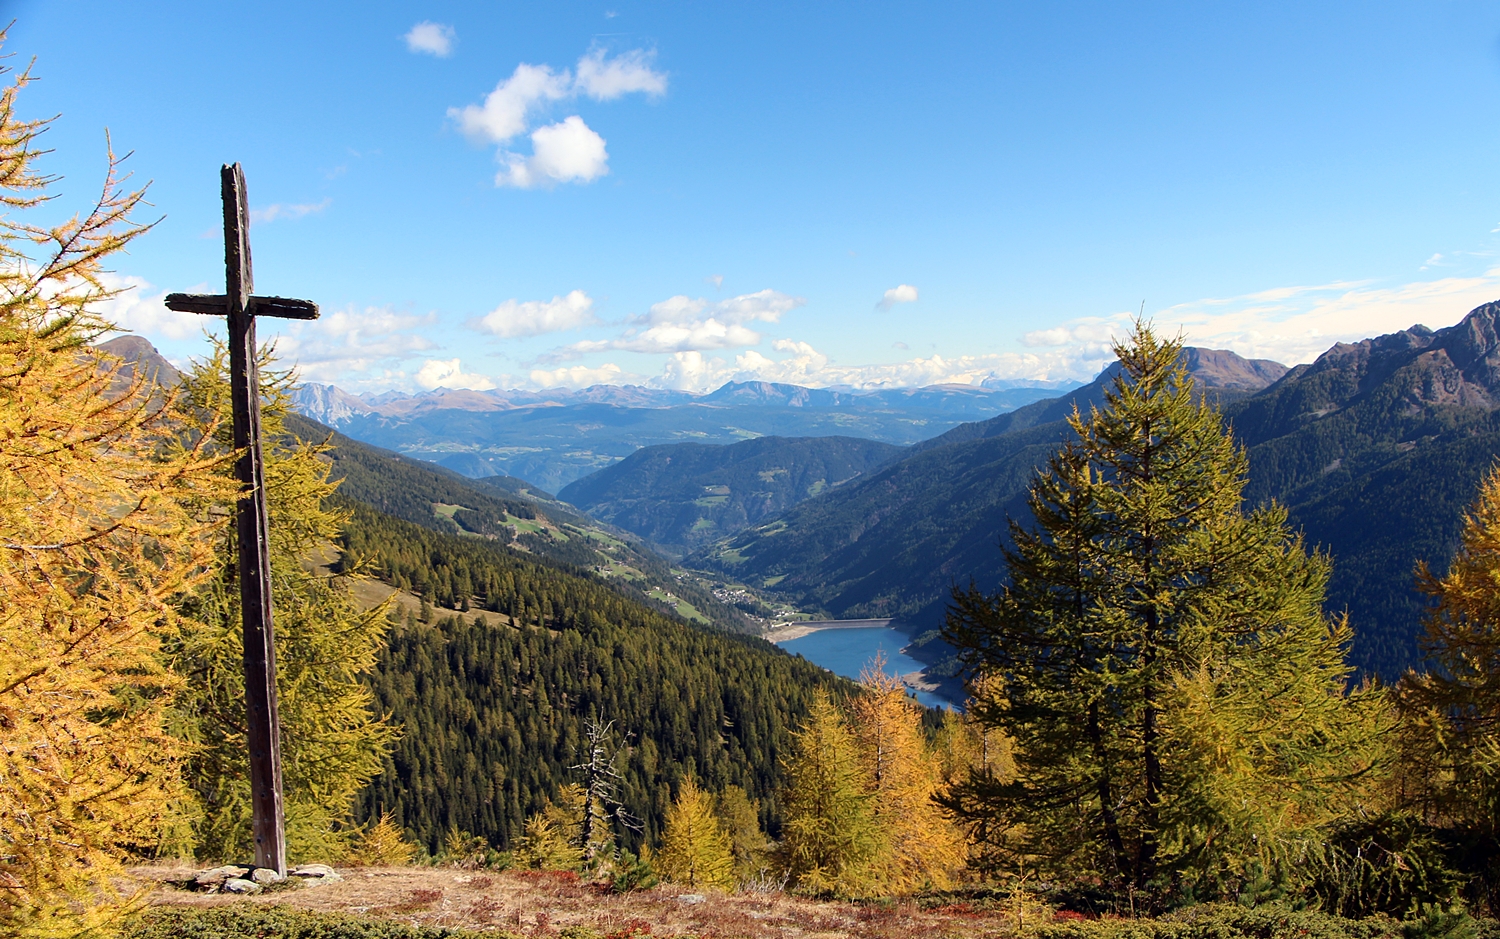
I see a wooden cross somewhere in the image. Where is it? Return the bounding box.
[165,164,318,876]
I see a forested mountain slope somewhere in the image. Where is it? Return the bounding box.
[691,347,1288,642]
[1225,301,1500,673]
[558,435,905,552]
[339,503,849,854]
[285,412,754,631]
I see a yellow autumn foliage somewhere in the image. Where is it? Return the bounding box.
[657,776,734,890]
[852,657,965,893]
[0,47,233,938]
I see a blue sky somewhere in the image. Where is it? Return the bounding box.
[10,1,1500,393]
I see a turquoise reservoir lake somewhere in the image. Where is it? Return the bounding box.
[777,626,956,710]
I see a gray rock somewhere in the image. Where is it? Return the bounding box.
[676,894,706,905]
[287,863,343,887]
[288,863,338,878]
[250,868,285,886]
[194,865,249,888]
[222,878,262,895]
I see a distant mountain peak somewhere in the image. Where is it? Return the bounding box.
[292,383,373,425]
[1179,347,1288,391]
[96,335,181,388]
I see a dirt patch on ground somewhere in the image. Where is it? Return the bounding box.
[132,865,1020,939]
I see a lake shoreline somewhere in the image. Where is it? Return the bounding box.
[765,617,895,643]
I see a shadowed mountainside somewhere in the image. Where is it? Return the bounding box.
[558,435,906,553]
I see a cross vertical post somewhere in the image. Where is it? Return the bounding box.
[166,163,320,876]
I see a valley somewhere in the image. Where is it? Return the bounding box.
[279,302,1500,685]
[291,379,1073,491]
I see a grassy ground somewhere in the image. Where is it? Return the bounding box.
[130,865,1028,939]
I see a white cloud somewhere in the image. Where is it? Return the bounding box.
[877,284,919,310]
[271,306,439,385]
[580,318,762,355]
[450,63,571,144]
[574,48,667,100]
[1021,267,1500,371]
[472,289,596,337]
[415,358,497,391]
[547,288,804,359]
[529,362,628,388]
[495,117,609,188]
[405,21,455,57]
[707,274,723,289]
[628,338,1101,394]
[250,198,331,224]
[451,48,666,188]
[93,274,205,341]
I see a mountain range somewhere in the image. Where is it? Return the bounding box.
[289,377,1076,491]
[681,303,1500,679]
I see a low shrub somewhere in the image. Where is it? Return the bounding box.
[1035,903,1402,939]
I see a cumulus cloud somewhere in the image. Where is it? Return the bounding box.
[405,21,455,57]
[877,284,919,310]
[451,63,571,143]
[415,358,497,391]
[574,48,668,99]
[629,338,1101,394]
[250,198,331,224]
[529,362,629,388]
[451,48,665,187]
[93,274,205,341]
[495,117,608,188]
[547,288,804,359]
[471,289,596,337]
[269,305,439,385]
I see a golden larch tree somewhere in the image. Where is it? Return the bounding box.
[657,776,734,890]
[851,657,965,893]
[779,690,881,896]
[0,50,233,936]
[1400,463,1500,914]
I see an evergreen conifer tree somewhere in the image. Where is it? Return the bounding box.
[164,345,395,862]
[944,322,1386,903]
[779,690,881,896]
[0,48,235,935]
[657,776,735,890]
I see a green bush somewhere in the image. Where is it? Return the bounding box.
[125,906,508,939]
[1036,903,1402,939]
[1308,814,1466,919]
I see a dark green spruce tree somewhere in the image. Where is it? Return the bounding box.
[944,322,1388,905]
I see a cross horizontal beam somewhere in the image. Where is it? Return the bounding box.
[165,293,320,320]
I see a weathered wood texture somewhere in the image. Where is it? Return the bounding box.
[163,163,320,876]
